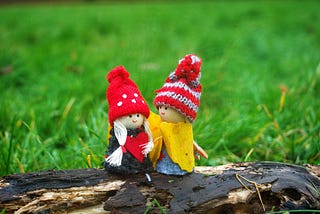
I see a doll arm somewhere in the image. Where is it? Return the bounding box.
[193,141,208,160]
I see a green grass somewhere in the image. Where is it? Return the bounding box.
[0,1,319,176]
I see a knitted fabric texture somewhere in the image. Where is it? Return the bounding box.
[154,54,202,122]
[106,66,150,125]
[104,127,153,174]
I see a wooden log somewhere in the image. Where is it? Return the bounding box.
[0,162,319,213]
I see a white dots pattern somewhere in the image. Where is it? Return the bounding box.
[116,92,146,109]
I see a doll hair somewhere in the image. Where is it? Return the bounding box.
[142,120,154,155]
[105,117,154,166]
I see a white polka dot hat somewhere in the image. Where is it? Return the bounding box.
[106,66,150,125]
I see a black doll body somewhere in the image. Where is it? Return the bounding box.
[104,127,153,175]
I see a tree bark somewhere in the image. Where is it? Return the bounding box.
[1,162,319,214]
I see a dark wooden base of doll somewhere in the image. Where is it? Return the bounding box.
[104,155,154,175]
[1,162,319,213]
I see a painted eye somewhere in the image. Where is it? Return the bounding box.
[165,107,168,110]
[129,115,133,118]
[136,114,140,117]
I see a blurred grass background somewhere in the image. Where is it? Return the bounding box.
[0,0,319,176]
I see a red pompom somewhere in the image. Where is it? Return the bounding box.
[107,66,130,83]
[174,54,202,83]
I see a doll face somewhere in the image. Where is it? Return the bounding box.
[158,106,188,123]
[118,113,144,129]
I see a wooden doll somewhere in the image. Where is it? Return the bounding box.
[104,66,154,174]
[149,54,208,175]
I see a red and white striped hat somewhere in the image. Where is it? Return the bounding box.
[154,54,202,122]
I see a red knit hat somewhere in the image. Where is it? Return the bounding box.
[154,54,202,122]
[106,66,150,125]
